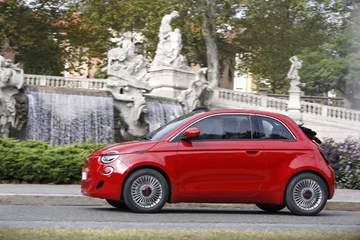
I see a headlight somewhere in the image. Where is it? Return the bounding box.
[100,154,119,164]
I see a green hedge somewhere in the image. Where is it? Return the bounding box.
[1,137,359,188]
[0,138,107,184]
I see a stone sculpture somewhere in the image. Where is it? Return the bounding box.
[287,56,304,123]
[287,56,305,91]
[106,34,152,140]
[106,33,150,85]
[0,55,27,138]
[151,11,191,70]
[176,68,213,112]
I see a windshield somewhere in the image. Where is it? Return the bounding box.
[144,111,204,141]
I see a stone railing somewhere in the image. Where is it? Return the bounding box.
[268,93,345,107]
[24,74,108,90]
[302,101,360,122]
[218,89,263,107]
[218,88,288,111]
[266,98,288,111]
[217,88,360,123]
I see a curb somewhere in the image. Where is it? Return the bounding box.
[0,194,359,211]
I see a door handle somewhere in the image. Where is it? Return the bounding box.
[246,151,259,155]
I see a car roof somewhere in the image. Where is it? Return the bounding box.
[194,109,291,120]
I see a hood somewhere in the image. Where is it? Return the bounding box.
[91,141,158,156]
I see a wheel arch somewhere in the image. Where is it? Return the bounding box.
[121,165,173,203]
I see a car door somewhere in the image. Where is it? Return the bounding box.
[175,114,265,202]
[256,115,312,191]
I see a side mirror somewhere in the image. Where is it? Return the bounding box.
[181,127,200,141]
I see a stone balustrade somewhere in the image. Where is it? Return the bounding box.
[217,88,360,123]
[266,98,288,111]
[268,93,345,107]
[24,74,107,90]
[301,101,360,122]
[218,89,263,107]
[325,105,360,122]
[218,89,288,112]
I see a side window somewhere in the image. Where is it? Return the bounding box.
[258,116,295,140]
[189,114,253,140]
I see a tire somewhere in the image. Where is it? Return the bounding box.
[106,199,128,210]
[256,204,285,213]
[123,168,169,213]
[285,173,328,216]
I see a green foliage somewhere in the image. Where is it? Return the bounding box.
[0,0,67,75]
[298,50,348,96]
[336,140,360,189]
[0,138,106,184]
[321,137,360,189]
[69,0,239,67]
[233,0,353,94]
[298,6,360,106]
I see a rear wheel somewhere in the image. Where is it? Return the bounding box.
[123,169,169,213]
[256,204,285,213]
[285,173,328,216]
[106,199,127,210]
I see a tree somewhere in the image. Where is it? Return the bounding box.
[299,4,360,109]
[68,0,239,82]
[0,0,68,75]
[232,0,353,94]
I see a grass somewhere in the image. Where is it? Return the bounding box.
[0,229,359,240]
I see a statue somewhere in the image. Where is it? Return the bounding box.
[159,11,180,38]
[106,33,150,85]
[0,55,24,89]
[0,55,27,138]
[176,68,213,112]
[287,56,305,91]
[151,11,191,70]
[105,34,152,141]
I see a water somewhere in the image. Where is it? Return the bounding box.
[26,91,114,145]
[146,98,184,132]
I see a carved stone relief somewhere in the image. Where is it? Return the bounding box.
[0,55,28,138]
[176,68,213,112]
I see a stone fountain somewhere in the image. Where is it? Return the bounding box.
[105,10,213,140]
[0,10,214,143]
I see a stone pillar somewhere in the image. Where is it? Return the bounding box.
[147,68,195,99]
[288,90,302,123]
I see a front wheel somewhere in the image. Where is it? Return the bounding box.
[123,169,169,213]
[256,204,285,213]
[285,173,328,216]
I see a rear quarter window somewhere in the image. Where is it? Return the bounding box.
[257,116,295,141]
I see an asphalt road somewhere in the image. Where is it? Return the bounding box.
[0,205,360,231]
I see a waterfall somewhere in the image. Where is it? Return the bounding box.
[26,91,114,145]
[146,98,184,132]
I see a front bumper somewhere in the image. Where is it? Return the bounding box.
[81,155,130,200]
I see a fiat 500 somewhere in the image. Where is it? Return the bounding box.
[81,109,335,216]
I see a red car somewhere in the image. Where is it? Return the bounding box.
[81,109,335,216]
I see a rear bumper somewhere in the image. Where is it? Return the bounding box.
[81,156,130,200]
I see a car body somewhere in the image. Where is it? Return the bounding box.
[81,109,335,216]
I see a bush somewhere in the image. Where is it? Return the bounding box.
[0,138,107,184]
[321,138,360,189]
[337,141,360,189]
